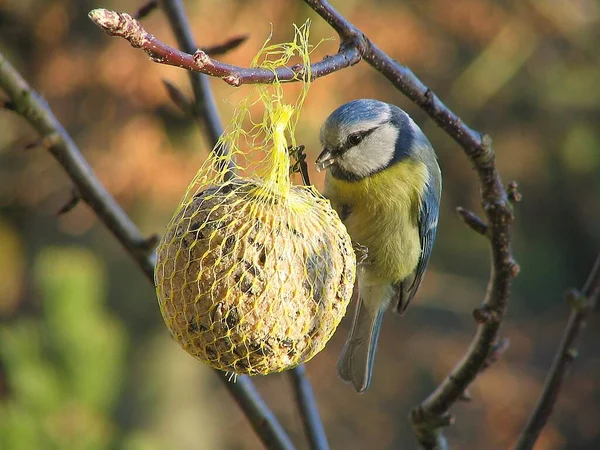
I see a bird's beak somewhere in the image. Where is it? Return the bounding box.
[315,149,336,172]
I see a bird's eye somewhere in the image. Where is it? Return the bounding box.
[348,133,363,146]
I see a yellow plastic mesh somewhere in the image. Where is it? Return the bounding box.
[154,22,356,376]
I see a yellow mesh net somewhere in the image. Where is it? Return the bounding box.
[154,22,356,376]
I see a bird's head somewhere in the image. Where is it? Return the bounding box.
[316,99,434,181]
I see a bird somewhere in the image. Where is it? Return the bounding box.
[315,99,441,393]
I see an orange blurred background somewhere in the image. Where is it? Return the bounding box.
[1,1,599,449]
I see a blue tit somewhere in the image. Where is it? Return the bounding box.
[315,99,441,392]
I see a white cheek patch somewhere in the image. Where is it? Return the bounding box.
[338,122,399,178]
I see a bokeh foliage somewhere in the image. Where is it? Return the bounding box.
[0,248,126,450]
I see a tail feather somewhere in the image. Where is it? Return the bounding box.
[337,298,385,393]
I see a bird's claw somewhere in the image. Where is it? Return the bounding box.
[353,242,369,265]
[288,144,310,186]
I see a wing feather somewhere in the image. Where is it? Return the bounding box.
[394,174,440,314]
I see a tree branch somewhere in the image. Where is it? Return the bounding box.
[202,35,248,57]
[289,365,329,450]
[134,0,158,20]
[158,0,224,148]
[87,8,362,86]
[456,207,488,236]
[515,254,600,450]
[0,51,294,450]
[162,78,194,116]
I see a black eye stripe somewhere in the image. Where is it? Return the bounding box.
[342,127,378,151]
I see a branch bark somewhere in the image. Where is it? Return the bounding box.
[159,0,224,147]
[515,254,600,450]
[88,8,362,86]
[289,365,330,450]
[0,51,294,450]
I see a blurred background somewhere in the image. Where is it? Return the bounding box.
[1,0,599,449]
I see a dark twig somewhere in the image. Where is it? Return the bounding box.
[228,377,295,450]
[134,0,158,20]
[159,0,237,182]
[6,137,45,152]
[202,35,248,57]
[289,145,311,186]
[515,254,600,450]
[0,51,294,450]
[23,140,43,151]
[162,79,194,116]
[55,187,81,216]
[297,150,311,187]
[158,0,224,147]
[88,9,362,87]
[289,365,329,450]
[456,207,488,236]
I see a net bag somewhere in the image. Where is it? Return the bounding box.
[154,23,356,376]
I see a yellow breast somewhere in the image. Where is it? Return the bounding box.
[324,160,428,284]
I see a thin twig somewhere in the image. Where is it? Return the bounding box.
[228,377,296,450]
[456,207,488,236]
[289,145,311,186]
[515,254,600,450]
[88,9,362,86]
[158,0,223,145]
[202,35,248,57]
[0,50,294,450]
[55,187,81,216]
[162,79,194,116]
[159,0,235,181]
[289,365,329,450]
[134,0,158,20]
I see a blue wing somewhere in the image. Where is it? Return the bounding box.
[394,174,440,315]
